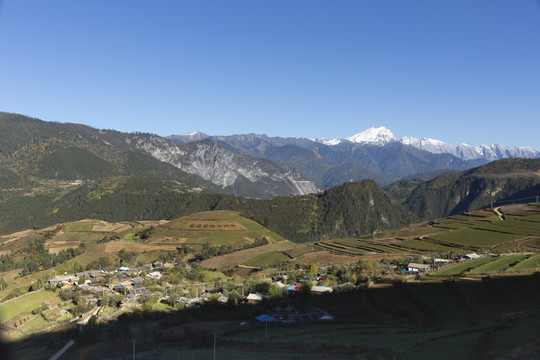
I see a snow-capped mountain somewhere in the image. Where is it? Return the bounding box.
[400,137,538,161]
[401,137,458,155]
[314,126,398,146]
[347,126,398,145]
[313,128,538,161]
[167,131,209,144]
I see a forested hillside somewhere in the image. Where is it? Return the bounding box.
[399,158,540,220]
[0,177,415,242]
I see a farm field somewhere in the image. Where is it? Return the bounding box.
[471,222,540,236]
[315,239,405,255]
[63,220,103,232]
[510,254,540,271]
[397,239,457,252]
[431,257,496,276]
[19,314,51,332]
[315,241,367,255]
[467,254,530,275]
[200,240,297,269]
[0,290,57,323]
[245,251,291,267]
[151,211,284,248]
[428,228,523,248]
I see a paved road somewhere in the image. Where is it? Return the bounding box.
[49,339,75,360]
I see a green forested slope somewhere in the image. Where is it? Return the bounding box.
[391,158,540,220]
[0,178,416,242]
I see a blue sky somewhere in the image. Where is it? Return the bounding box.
[0,1,539,148]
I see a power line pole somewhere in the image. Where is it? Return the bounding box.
[213,332,216,360]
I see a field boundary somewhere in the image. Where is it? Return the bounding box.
[0,288,44,306]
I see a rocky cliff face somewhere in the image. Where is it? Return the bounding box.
[126,135,320,198]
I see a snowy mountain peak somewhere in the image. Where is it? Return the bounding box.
[346,127,397,145]
[314,137,342,146]
[401,136,457,155]
[185,131,209,140]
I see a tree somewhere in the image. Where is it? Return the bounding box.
[99,293,110,307]
[308,263,318,277]
[268,284,282,299]
[0,278,8,291]
[298,281,312,297]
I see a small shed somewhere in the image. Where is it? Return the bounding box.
[407,263,431,272]
[147,271,162,279]
[462,253,481,260]
[311,285,333,294]
[255,314,277,322]
[246,293,263,304]
[121,297,140,307]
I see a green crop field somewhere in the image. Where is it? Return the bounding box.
[467,255,529,275]
[117,223,144,240]
[499,218,540,229]
[510,254,540,271]
[63,221,100,232]
[316,242,367,255]
[150,211,283,249]
[0,291,57,323]
[471,223,540,236]
[334,239,396,253]
[520,213,540,222]
[429,228,523,248]
[19,314,51,332]
[398,239,457,252]
[245,251,291,266]
[432,257,496,276]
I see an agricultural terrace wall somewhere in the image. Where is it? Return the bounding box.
[0,288,44,306]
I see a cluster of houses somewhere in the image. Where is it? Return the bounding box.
[48,263,176,307]
[47,263,337,312]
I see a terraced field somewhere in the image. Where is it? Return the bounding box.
[467,254,529,275]
[397,239,457,252]
[245,251,291,267]
[510,254,540,271]
[431,257,497,276]
[315,239,402,255]
[471,222,540,236]
[428,228,523,249]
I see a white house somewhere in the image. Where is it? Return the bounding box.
[247,293,263,304]
[407,263,431,272]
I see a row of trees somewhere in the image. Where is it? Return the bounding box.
[0,238,83,276]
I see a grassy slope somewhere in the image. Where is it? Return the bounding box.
[0,291,57,323]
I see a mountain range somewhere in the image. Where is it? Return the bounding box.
[0,111,538,237]
[0,112,319,199]
[172,126,539,163]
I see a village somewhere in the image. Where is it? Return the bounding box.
[32,251,492,329]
